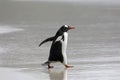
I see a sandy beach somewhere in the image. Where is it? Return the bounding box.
[0,1,120,80]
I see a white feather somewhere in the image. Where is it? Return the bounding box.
[61,32,68,65]
[56,36,62,42]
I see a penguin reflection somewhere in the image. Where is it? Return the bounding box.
[49,69,67,80]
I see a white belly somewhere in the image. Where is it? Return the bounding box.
[61,32,68,64]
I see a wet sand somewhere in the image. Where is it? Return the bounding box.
[0,1,120,80]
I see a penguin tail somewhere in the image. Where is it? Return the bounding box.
[41,61,49,66]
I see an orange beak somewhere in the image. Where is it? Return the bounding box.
[69,26,75,30]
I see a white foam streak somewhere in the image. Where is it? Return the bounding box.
[0,25,23,34]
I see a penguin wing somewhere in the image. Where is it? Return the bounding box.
[39,36,54,47]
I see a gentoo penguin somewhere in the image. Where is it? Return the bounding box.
[39,25,75,68]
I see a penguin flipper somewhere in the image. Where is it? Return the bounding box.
[39,36,54,47]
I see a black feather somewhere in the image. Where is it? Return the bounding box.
[39,36,55,47]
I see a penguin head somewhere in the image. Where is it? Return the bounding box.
[60,25,75,32]
[56,25,75,35]
[54,25,75,41]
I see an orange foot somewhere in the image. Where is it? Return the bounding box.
[65,65,74,68]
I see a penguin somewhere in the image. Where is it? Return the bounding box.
[39,25,75,68]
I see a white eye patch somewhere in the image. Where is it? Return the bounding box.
[64,25,69,28]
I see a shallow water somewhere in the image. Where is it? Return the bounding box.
[0,1,120,80]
